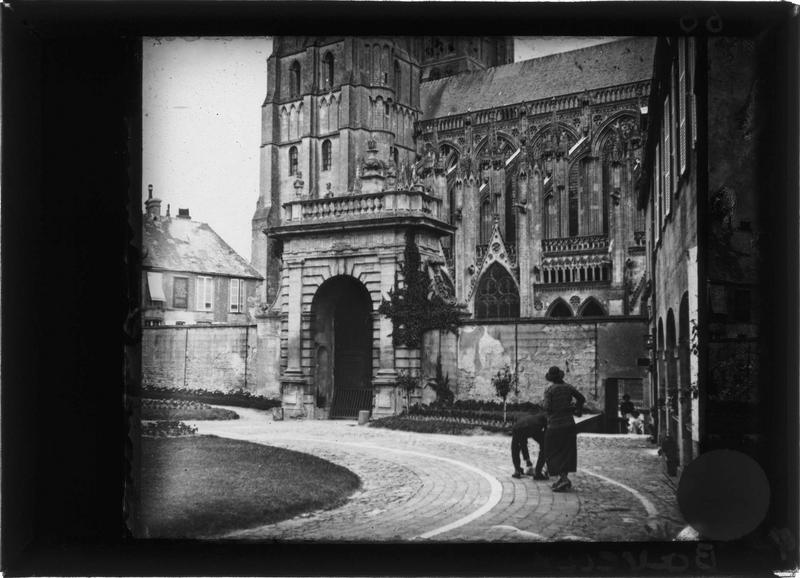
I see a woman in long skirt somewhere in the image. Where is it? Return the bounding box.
[543,366,586,492]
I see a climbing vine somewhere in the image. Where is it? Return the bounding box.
[378,229,463,348]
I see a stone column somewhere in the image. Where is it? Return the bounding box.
[372,254,399,418]
[457,177,479,306]
[281,260,308,416]
[517,172,533,316]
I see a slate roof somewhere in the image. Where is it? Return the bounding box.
[420,37,656,120]
[143,215,262,279]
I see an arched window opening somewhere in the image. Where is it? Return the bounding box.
[544,270,550,283]
[480,198,492,244]
[323,52,334,90]
[548,299,573,318]
[289,146,298,176]
[580,268,586,282]
[568,162,580,237]
[394,60,401,95]
[290,61,301,98]
[602,265,609,281]
[475,264,520,319]
[390,146,399,167]
[322,140,332,171]
[580,298,605,317]
[557,269,564,283]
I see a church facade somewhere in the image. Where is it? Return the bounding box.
[251,37,656,420]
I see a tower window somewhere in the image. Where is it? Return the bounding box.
[290,61,301,98]
[289,146,298,176]
[394,60,401,95]
[323,52,334,90]
[322,140,332,171]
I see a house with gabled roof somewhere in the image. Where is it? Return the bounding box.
[143,187,263,327]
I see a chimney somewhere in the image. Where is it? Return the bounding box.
[145,184,162,219]
[177,208,191,219]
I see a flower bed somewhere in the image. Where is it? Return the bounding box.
[369,415,495,435]
[141,420,198,438]
[141,386,281,410]
[140,398,239,421]
[407,400,545,427]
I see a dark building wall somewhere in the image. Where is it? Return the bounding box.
[142,325,260,394]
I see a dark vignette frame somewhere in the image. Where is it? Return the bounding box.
[1,2,797,576]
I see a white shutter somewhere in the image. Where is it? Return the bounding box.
[229,279,241,312]
[196,277,213,311]
[146,272,166,302]
[679,39,688,175]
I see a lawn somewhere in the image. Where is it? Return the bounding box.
[138,435,361,538]
[140,398,239,421]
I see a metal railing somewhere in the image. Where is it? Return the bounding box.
[329,388,373,419]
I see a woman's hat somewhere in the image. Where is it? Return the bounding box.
[545,366,564,382]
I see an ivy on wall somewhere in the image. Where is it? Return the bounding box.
[378,229,463,348]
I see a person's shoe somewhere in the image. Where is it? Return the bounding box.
[553,479,572,492]
[532,472,548,480]
[512,471,523,479]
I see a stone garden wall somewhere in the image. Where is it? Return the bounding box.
[142,325,261,394]
[422,318,649,411]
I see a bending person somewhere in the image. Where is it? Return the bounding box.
[510,411,548,480]
[542,366,586,492]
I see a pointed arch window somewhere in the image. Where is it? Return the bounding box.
[290,61,301,98]
[322,140,332,171]
[323,52,334,90]
[475,263,520,319]
[289,146,298,176]
[579,298,605,317]
[548,299,573,318]
[394,60,402,95]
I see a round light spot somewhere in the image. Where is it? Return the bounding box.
[677,449,770,540]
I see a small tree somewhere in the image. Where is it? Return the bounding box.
[492,365,516,423]
[396,370,419,414]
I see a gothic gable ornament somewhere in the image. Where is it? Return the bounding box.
[467,220,518,302]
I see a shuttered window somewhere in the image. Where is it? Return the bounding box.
[689,37,697,149]
[663,94,672,217]
[656,141,662,241]
[196,276,214,311]
[229,278,242,313]
[678,39,688,176]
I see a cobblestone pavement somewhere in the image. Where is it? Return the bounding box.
[187,408,684,542]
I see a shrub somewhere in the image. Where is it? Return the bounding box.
[426,359,454,406]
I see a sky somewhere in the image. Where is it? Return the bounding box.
[143,36,620,261]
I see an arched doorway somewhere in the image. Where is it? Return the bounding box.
[311,276,374,419]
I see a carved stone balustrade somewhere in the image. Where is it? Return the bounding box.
[272,189,453,239]
[283,189,442,224]
[542,235,610,256]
